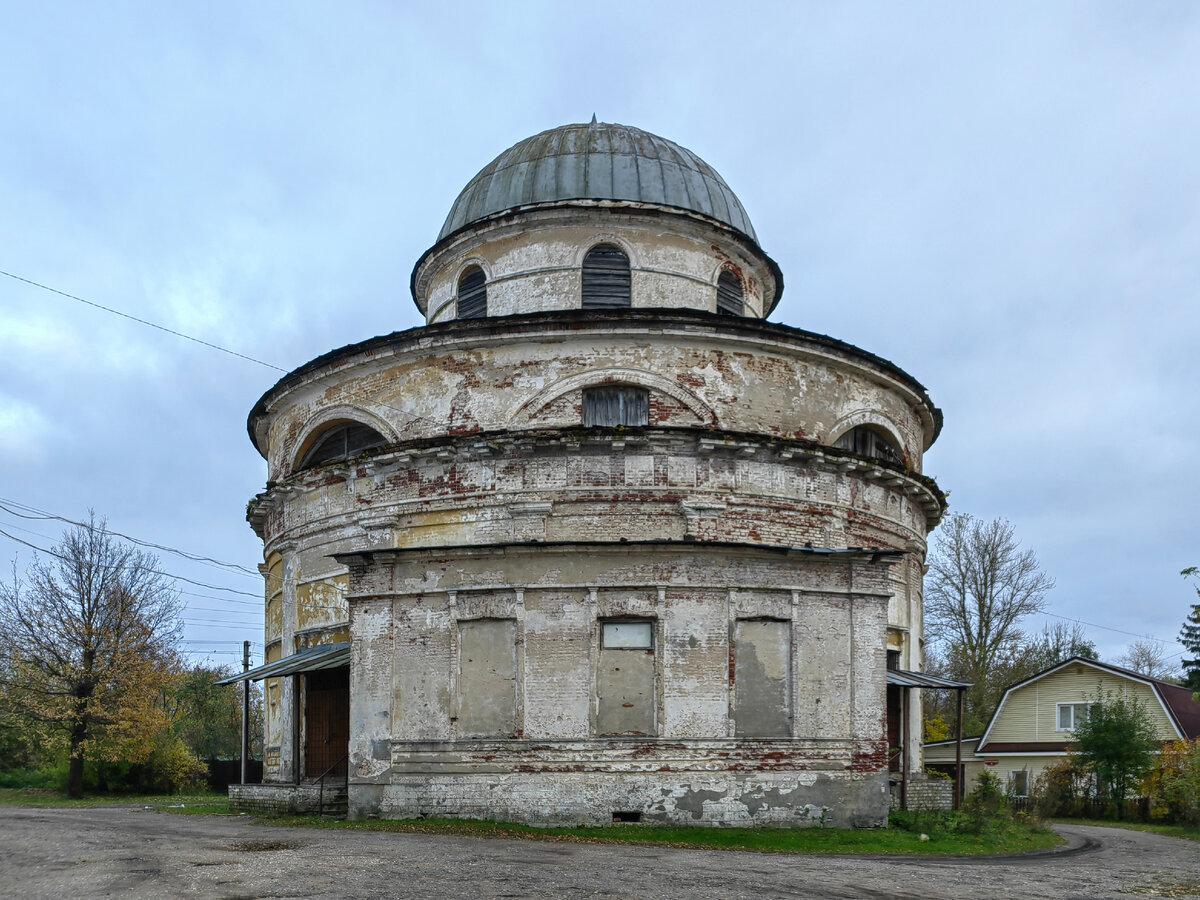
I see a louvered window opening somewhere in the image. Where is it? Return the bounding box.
[300,423,388,469]
[717,270,744,316]
[583,386,649,427]
[582,245,631,309]
[833,426,901,464]
[458,267,488,319]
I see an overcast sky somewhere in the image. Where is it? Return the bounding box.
[1,2,1197,671]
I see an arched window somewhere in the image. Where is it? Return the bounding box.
[833,425,902,464]
[457,266,487,319]
[582,244,631,309]
[298,422,388,470]
[716,269,744,316]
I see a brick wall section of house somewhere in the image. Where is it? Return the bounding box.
[228,783,346,815]
[889,777,954,812]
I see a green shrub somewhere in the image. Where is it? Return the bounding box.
[0,767,57,789]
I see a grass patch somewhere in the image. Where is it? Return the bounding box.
[1054,818,1200,844]
[0,787,229,814]
[249,813,1061,857]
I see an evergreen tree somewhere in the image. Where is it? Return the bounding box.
[1181,568,1200,692]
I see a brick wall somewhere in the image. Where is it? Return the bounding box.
[889,776,954,811]
[228,783,342,815]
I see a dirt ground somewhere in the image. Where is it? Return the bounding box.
[1,805,1197,899]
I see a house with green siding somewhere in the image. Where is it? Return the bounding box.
[925,657,1200,796]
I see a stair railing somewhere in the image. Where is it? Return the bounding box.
[316,753,349,818]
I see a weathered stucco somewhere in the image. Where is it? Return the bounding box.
[244,131,945,826]
[414,209,775,322]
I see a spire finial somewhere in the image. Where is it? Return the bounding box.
[590,113,597,125]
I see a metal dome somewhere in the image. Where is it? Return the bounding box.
[438,121,758,242]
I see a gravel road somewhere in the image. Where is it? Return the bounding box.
[0,805,1196,899]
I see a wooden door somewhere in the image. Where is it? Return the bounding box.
[304,667,349,778]
[887,684,902,772]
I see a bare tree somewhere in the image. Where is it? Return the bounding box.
[0,514,181,797]
[1119,638,1178,682]
[1025,621,1098,671]
[925,513,1055,733]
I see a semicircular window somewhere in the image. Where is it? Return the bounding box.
[457,266,487,319]
[298,422,388,470]
[582,244,631,309]
[717,270,744,316]
[833,425,902,464]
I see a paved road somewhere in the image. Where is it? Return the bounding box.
[0,806,1196,899]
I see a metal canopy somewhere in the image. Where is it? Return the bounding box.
[886,669,971,690]
[215,643,349,685]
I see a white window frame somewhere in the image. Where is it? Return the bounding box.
[1056,701,1100,732]
[1009,770,1029,798]
[601,620,654,650]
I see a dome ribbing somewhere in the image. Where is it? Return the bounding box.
[438,121,757,242]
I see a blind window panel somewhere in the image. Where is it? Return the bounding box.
[623,387,648,426]
[583,387,623,426]
[582,245,632,308]
[583,387,649,427]
[457,268,488,319]
[716,270,744,316]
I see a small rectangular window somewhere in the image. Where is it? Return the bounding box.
[1010,770,1029,798]
[602,621,653,649]
[583,387,649,427]
[1057,702,1099,731]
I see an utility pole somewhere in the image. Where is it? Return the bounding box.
[241,640,250,785]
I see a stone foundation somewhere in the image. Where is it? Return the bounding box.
[350,771,888,828]
[228,783,333,816]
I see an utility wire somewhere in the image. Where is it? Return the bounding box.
[0,268,289,372]
[0,268,446,431]
[0,517,347,614]
[0,498,292,595]
[0,497,261,580]
[0,527,261,598]
[1041,611,1185,649]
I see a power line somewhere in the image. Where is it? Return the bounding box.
[0,526,261,598]
[1042,611,1185,649]
[0,497,261,580]
[0,517,348,615]
[0,268,447,433]
[0,268,288,372]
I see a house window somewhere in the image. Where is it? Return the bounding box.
[1009,770,1029,798]
[1057,702,1100,731]
[716,269,744,316]
[597,619,655,736]
[582,244,631,308]
[298,422,388,470]
[457,266,487,319]
[602,621,653,649]
[583,386,649,427]
[833,425,902,464]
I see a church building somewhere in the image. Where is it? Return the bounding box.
[227,121,948,827]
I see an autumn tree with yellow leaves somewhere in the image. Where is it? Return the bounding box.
[0,515,184,797]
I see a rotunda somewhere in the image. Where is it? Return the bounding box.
[239,121,946,827]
